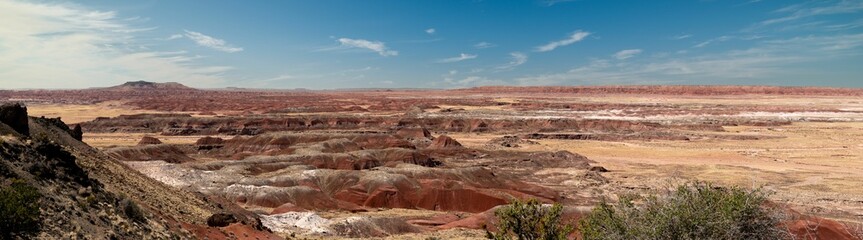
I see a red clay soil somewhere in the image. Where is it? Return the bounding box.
[182,223,283,240]
[786,217,860,240]
[782,207,862,240]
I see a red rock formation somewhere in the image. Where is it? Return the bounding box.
[269,203,307,215]
[138,136,163,145]
[223,166,558,213]
[106,145,193,163]
[195,136,225,150]
[428,135,463,149]
[196,136,225,145]
[395,127,432,140]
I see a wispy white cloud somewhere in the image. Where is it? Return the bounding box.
[672,34,692,40]
[474,42,496,49]
[823,18,863,31]
[535,30,591,52]
[165,34,183,40]
[496,52,528,70]
[542,0,579,6]
[693,35,766,48]
[694,35,732,48]
[426,28,436,34]
[337,38,398,56]
[183,30,243,53]
[754,1,863,28]
[441,76,506,88]
[0,0,230,89]
[438,53,477,63]
[263,74,296,82]
[516,33,863,86]
[613,49,642,60]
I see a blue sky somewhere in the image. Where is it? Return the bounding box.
[1,0,862,89]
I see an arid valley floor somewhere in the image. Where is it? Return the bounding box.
[3,82,863,239]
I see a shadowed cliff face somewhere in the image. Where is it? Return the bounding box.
[0,103,29,136]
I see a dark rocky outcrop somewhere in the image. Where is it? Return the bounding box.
[70,124,83,141]
[206,213,238,227]
[0,103,29,136]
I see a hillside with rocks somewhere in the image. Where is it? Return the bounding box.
[0,103,279,239]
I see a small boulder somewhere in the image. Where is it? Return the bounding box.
[589,166,608,172]
[207,213,238,227]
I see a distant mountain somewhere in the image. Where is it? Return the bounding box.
[105,81,195,91]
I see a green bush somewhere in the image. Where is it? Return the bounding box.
[0,179,42,238]
[486,198,574,240]
[118,197,147,223]
[578,181,788,240]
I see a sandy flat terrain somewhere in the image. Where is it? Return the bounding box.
[455,121,863,222]
[26,101,160,124]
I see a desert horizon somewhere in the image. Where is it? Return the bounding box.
[2,0,862,239]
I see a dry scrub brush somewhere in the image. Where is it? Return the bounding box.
[486,199,574,240]
[578,181,790,240]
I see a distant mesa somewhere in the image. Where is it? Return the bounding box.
[106,80,195,91]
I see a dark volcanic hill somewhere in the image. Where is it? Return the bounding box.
[105,81,195,91]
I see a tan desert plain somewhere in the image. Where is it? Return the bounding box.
[2,82,863,239]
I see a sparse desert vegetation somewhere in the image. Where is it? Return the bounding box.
[578,182,787,240]
[0,179,42,238]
